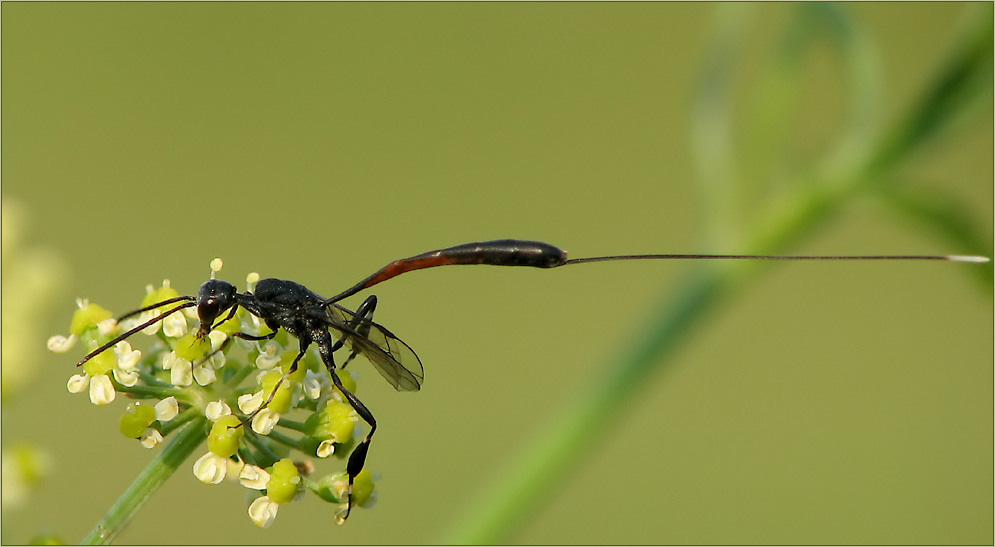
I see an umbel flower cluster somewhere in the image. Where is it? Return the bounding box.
[48,261,376,528]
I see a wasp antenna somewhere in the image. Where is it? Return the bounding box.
[77,300,196,367]
[117,294,197,322]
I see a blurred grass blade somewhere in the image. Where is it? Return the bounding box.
[865,3,993,179]
[690,2,751,248]
[740,5,811,183]
[808,3,881,172]
[743,4,881,181]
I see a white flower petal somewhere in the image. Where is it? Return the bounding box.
[47,334,77,353]
[248,495,279,528]
[205,400,231,421]
[162,312,188,338]
[238,464,270,490]
[207,330,228,352]
[182,306,199,321]
[255,342,282,370]
[193,362,217,386]
[140,429,163,448]
[238,391,263,414]
[208,351,226,369]
[89,374,116,405]
[193,452,228,484]
[139,310,161,335]
[202,333,227,368]
[155,397,179,421]
[251,408,280,435]
[113,341,142,371]
[168,357,193,387]
[303,370,324,399]
[316,440,336,458]
[67,373,89,393]
[112,368,140,387]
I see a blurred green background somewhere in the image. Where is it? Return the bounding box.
[2,2,992,544]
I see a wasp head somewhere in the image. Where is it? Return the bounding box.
[196,279,238,337]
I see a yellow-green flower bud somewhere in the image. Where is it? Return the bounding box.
[69,302,113,335]
[273,351,310,382]
[304,399,356,444]
[266,459,301,504]
[119,403,157,438]
[173,332,213,362]
[141,285,180,309]
[207,415,243,458]
[212,313,242,337]
[81,347,116,376]
[259,370,292,413]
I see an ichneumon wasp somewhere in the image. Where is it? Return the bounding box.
[71,239,988,522]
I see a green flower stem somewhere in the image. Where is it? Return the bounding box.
[137,370,174,388]
[224,356,262,386]
[82,418,208,545]
[158,407,202,436]
[244,431,283,464]
[266,427,314,454]
[276,417,308,432]
[118,383,184,399]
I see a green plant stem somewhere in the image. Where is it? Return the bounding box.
[443,6,990,543]
[81,418,208,545]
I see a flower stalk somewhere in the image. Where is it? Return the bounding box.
[81,419,208,546]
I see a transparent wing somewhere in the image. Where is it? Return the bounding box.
[326,303,424,392]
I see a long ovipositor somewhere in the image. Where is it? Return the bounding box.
[320,238,989,305]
